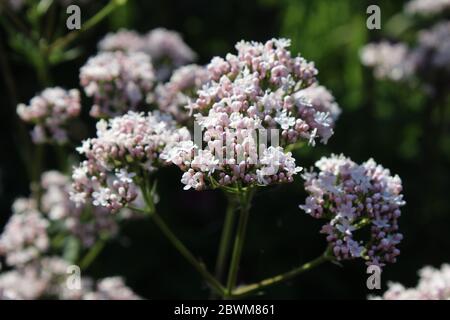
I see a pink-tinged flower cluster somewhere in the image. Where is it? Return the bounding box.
[300,154,405,268]
[191,38,339,146]
[360,42,417,82]
[163,38,342,190]
[0,199,49,266]
[0,257,68,300]
[373,264,450,300]
[154,64,210,124]
[98,29,145,53]
[98,28,196,81]
[17,87,81,144]
[41,171,119,247]
[164,141,302,190]
[0,256,140,300]
[144,28,196,80]
[417,21,450,70]
[361,22,450,83]
[83,277,141,300]
[71,111,190,211]
[80,51,155,118]
[405,0,450,16]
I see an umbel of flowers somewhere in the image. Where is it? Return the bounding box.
[300,154,405,267]
[80,51,156,118]
[0,256,140,300]
[360,0,450,87]
[154,64,210,125]
[17,87,81,144]
[71,111,191,211]
[164,38,340,191]
[98,28,196,81]
[68,36,404,299]
[373,263,450,300]
[0,171,140,300]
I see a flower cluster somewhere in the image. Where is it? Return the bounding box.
[98,29,145,53]
[373,264,450,300]
[299,154,405,267]
[41,171,120,247]
[80,51,155,118]
[144,28,196,80]
[97,28,196,81]
[0,199,49,266]
[83,277,141,300]
[0,256,140,300]
[163,38,340,190]
[154,64,210,124]
[360,20,450,84]
[17,87,81,144]
[359,42,417,82]
[71,111,190,211]
[417,21,450,70]
[192,38,339,146]
[405,0,450,16]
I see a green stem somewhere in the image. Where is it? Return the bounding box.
[50,0,127,52]
[149,212,225,297]
[231,250,332,298]
[79,239,106,270]
[226,187,255,295]
[137,180,225,297]
[214,196,237,283]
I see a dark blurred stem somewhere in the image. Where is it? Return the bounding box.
[49,0,127,52]
[231,249,332,298]
[210,195,237,298]
[0,38,33,181]
[138,182,226,297]
[32,144,44,208]
[55,144,69,174]
[80,238,106,270]
[149,212,225,296]
[226,187,255,296]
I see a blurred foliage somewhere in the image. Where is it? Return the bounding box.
[0,0,449,299]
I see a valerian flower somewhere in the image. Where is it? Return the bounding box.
[191,38,339,146]
[0,199,49,266]
[143,28,196,80]
[372,264,450,300]
[41,171,120,247]
[359,42,417,82]
[154,64,209,125]
[163,38,341,190]
[71,111,191,211]
[405,0,450,16]
[17,87,81,144]
[98,29,146,53]
[80,51,155,118]
[299,154,405,268]
[97,28,196,81]
[0,256,140,300]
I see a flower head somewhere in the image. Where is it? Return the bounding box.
[0,199,49,266]
[299,154,405,268]
[17,87,81,144]
[373,264,450,300]
[143,28,196,80]
[71,111,190,211]
[80,51,155,118]
[154,64,209,124]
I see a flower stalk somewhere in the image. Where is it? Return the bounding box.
[226,186,255,295]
